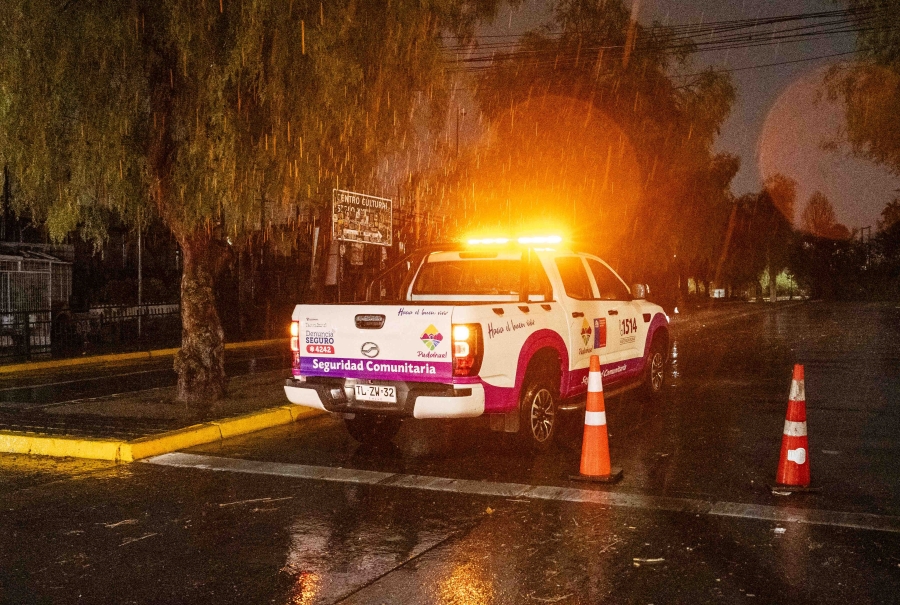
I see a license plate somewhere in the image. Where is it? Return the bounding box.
[354,384,397,403]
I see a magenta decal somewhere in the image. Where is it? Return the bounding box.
[300,356,452,382]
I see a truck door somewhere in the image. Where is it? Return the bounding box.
[585,257,642,363]
[553,256,607,375]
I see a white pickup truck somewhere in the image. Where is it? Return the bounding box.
[284,239,669,449]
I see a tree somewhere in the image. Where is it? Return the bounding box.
[827,0,900,174]
[802,192,850,239]
[763,173,797,226]
[722,183,795,302]
[761,174,797,301]
[438,0,736,307]
[878,197,900,230]
[0,0,502,410]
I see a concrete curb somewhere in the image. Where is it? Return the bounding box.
[0,405,322,462]
[0,338,289,375]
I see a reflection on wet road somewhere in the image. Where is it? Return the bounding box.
[1,302,899,604]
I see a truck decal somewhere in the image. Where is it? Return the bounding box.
[302,357,452,381]
[594,318,607,348]
[420,324,444,350]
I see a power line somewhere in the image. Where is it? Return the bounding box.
[443,5,886,75]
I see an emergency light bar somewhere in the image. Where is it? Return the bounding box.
[466,235,562,246]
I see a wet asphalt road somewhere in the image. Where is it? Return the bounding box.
[1,301,899,604]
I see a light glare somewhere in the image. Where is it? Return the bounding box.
[452,325,470,341]
[517,235,562,245]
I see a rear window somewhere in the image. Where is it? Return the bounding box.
[412,260,522,296]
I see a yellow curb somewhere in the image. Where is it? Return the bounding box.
[0,431,124,460]
[0,338,288,374]
[0,405,324,463]
[123,423,225,462]
[211,407,295,440]
[145,347,182,359]
[226,338,288,350]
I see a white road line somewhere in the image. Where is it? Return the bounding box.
[144,453,900,534]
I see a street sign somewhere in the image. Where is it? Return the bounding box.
[332,189,392,247]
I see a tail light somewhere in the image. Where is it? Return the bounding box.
[452,323,483,377]
[290,321,301,369]
[290,321,300,351]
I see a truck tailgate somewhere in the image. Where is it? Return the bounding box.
[293,305,454,383]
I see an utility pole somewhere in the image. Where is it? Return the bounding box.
[137,227,142,339]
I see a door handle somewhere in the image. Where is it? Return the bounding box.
[571,311,584,318]
[608,309,619,316]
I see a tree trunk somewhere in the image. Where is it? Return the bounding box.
[768,265,778,303]
[174,234,226,409]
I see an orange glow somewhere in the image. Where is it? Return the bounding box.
[464,234,564,246]
[758,64,896,231]
[289,571,320,605]
[461,95,642,255]
[438,562,494,604]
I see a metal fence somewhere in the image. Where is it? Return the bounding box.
[0,304,182,363]
[0,256,72,312]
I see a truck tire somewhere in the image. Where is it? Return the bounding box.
[519,378,559,452]
[344,414,401,447]
[643,337,667,400]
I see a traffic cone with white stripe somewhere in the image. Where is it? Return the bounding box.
[571,355,622,483]
[772,364,818,494]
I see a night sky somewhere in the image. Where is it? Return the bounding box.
[479,0,899,230]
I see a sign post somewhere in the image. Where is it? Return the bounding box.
[331,189,393,302]
[332,189,393,247]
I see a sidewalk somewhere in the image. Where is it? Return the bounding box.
[0,341,320,462]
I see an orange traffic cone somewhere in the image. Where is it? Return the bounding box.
[571,355,623,483]
[772,364,818,494]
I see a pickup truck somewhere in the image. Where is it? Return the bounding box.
[284,238,669,450]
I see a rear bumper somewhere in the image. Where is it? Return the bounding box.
[284,377,485,419]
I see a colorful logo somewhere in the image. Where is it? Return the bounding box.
[581,318,592,346]
[421,324,443,351]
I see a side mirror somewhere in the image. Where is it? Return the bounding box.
[631,283,649,300]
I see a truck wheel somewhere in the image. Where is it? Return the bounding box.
[519,379,559,451]
[344,414,401,447]
[643,338,667,400]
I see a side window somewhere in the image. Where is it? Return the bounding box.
[586,259,631,301]
[528,256,553,301]
[554,257,594,300]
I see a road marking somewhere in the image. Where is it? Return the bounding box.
[145,453,900,534]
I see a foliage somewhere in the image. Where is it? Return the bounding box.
[827,0,900,175]
[801,191,851,239]
[878,197,900,230]
[789,196,900,301]
[430,0,736,305]
[791,234,867,300]
[721,184,795,296]
[0,0,503,404]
